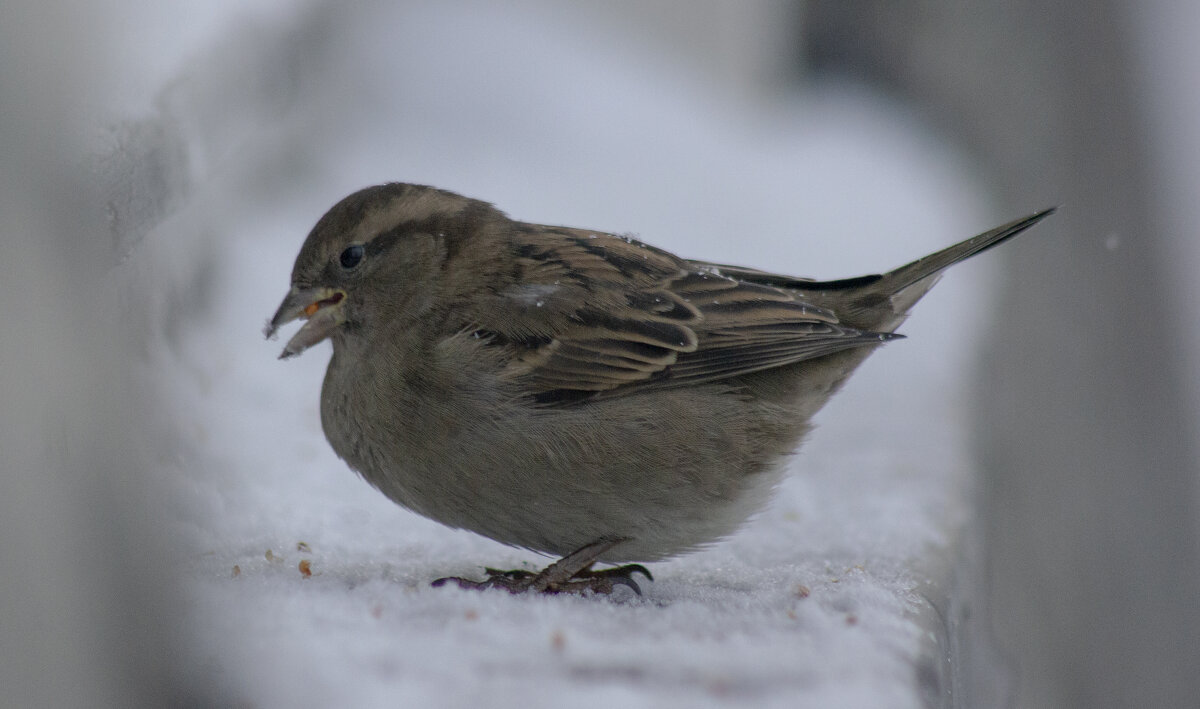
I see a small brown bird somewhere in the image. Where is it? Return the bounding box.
[266,183,1053,594]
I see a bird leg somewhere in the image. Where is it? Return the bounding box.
[432,538,652,595]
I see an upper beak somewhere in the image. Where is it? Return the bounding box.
[264,286,347,359]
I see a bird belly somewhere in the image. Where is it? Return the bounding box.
[324,381,805,562]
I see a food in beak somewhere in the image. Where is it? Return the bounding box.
[265,288,347,359]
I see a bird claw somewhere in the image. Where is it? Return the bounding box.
[571,563,653,595]
[431,539,651,596]
[584,563,653,583]
[482,567,536,580]
[431,573,533,593]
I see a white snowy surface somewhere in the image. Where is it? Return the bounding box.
[144,3,1009,706]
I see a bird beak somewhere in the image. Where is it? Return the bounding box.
[264,286,347,359]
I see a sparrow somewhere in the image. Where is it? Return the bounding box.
[266,183,1053,594]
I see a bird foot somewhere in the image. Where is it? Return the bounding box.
[432,538,652,595]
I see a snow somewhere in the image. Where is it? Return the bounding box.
[143,2,1003,706]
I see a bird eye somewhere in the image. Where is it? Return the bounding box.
[339,244,364,269]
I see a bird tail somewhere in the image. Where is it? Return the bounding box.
[792,208,1056,330]
[877,208,1056,315]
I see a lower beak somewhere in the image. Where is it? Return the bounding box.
[264,286,347,359]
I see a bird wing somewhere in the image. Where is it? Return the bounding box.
[475,227,890,404]
[658,269,893,387]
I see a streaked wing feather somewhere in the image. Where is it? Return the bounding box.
[666,328,895,384]
[484,230,889,403]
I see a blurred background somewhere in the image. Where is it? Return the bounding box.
[3,1,1197,707]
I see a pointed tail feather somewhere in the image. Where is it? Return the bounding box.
[784,208,1056,330]
[688,208,1056,332]
[880,208,1057,314]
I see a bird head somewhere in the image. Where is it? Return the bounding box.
[265,183,494,359]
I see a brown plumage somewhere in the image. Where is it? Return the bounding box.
[266,183,1053,593]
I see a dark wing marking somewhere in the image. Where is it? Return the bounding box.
[684,260,883,292]
[476,229,891,405]
[657,270,894,389]
[479,228,702,393]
